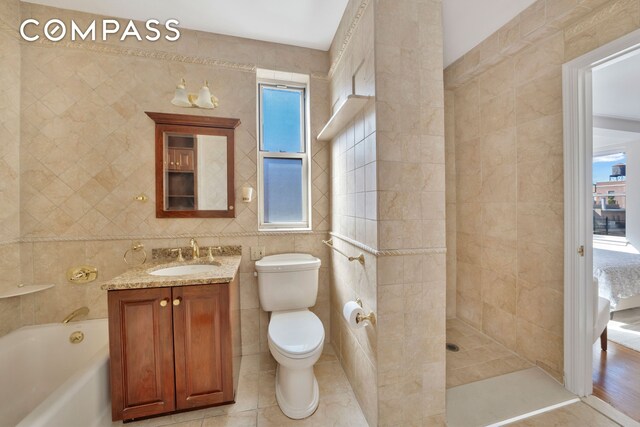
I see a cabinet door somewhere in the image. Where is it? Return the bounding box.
[173,284,234,409]
[108,288,176,421]
[167,148,177,170]
[174,149,194,171]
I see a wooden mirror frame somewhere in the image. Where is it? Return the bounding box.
[146,112,241,218]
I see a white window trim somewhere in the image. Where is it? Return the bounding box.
[256,74,312,231]
[592,149,628,243]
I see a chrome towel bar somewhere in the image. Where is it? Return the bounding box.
[322,238,365,265]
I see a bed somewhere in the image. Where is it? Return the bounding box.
[594,248,640,311]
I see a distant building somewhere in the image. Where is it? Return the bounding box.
[593,164,626,237]
[593,180,626,209]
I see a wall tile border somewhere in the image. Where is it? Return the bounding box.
[330,232,447,257]
[328,0,371,78]
[0,239,20,246]
[3,14,331,78]
[19,36,329,80]
[18,230,329,244]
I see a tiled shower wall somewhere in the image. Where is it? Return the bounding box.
[5,3,334,357]
[445,90,456,319]
[0,0,22,337]
[329,0,378,424]
[373,0,447,424]
[329,0,447,425]
[446,0,640,381]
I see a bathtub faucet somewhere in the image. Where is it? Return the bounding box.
[62,307,89,324]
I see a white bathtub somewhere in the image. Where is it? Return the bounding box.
[0,319,111,427]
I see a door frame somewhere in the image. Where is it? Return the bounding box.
[563,28,640,396]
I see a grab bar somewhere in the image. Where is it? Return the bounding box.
[322,239,365,265]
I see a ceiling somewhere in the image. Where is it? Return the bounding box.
[442,0,537,66]
[593,50,640,121]
[21,0,350,50]
[24,0,538,64]
[593,128,640,152]
[592,50,640,151]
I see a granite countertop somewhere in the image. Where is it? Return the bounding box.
[101,255,242,291]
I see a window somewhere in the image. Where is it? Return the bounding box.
[593,152,626,238]
[257,79,310,230]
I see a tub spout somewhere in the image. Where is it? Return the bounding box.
[62,307,89,324]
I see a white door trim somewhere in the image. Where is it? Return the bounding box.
[563,28,640,396]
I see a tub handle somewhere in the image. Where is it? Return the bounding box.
[160,298,169,307]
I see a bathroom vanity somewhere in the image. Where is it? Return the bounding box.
[101,248,241,422]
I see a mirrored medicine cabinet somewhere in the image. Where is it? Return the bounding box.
[146,112,240,218]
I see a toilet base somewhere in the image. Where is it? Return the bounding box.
[274,365,319,419]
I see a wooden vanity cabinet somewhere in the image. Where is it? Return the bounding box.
[107,287,175,421]
[173,284,233,409]
[107,278,239,422]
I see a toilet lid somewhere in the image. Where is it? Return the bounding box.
[268,310,324,357]
[255,253,321,272]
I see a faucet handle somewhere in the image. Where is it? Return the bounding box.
[171,248,184,262]
[207,247,215,262]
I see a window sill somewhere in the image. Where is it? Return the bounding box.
[258,226,312,233]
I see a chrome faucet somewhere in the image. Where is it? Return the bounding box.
[62,307,89,324]
[190,238,200,259]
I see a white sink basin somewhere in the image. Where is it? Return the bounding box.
[148,263,220,277]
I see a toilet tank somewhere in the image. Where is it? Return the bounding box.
[255,253,321,312]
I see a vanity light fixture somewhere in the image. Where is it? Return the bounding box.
[171,78,220,109]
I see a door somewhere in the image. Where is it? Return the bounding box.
[563,28,640,397]
[172,284,234,409]
[108,288,176,421]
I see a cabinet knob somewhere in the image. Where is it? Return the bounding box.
[160,299,169,307]
[173,297,182,306]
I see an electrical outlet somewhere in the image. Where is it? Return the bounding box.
[251,246,266,261]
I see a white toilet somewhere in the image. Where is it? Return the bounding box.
[255,253,324,419]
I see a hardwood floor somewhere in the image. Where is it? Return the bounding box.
[593,340,640,421]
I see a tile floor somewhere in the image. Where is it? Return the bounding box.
[446,318,533,388]
[447,367,576,426]
[110,345,368,427]
[509,402,619,426]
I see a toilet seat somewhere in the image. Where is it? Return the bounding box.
[268,310,324,358]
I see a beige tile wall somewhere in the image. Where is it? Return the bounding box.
[446,0,640,381]
[373,0,447,424]
[445,90,456,319]
[330,0,447,424]
[19,4,330,239]
[0,0,23,337]
[0,244,21,336]
[5,4,334,354]
[328,0,378,424]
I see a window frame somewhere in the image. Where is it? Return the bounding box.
[592,149,628,243]
[257,79,311,230]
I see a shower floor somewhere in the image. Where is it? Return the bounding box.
[446,318,533,388]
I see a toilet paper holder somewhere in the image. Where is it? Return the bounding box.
[355,298,376,325]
